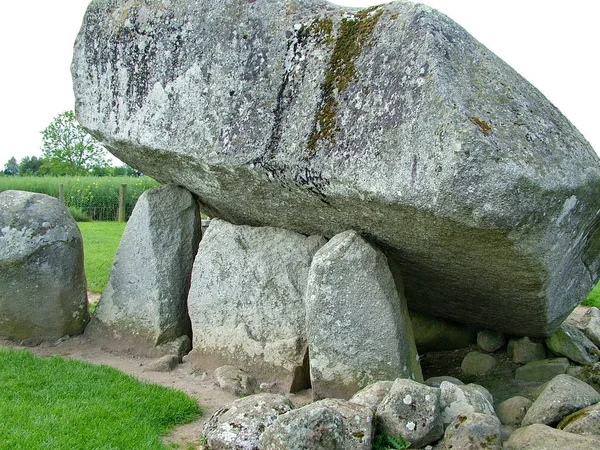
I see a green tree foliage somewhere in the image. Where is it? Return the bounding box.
[3,157,18,176]
[18,156,45,175]
[41,110,110,176]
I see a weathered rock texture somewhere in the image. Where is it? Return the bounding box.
[89,184,200,354]
[187,219,325,392]
[72,0,600,337]
[306,230,421,399]
[0,190,89,340]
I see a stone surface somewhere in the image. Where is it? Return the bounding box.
[0,190,88,341]
[348,380,393,411]
[313,399,374,450]
[214,366,257,397]
[187,219,325,392]
[410,310,477,352]
[514,357,570,383]
[425,376,464,388]
[546,321,600,364]
[376,379,443,449]
[439,381,496,427]
[145,354,180,372]
[495,396,533,426]
[258,403,346,449]
[477,330,505,352]
[568,306,600,347]
[521,374,600,426]
[441,413,502,450]
[461,351,497,376]
[507,337,547,364]
[73,0,600,338]
[505,424,600,450]
[90,184,200,354]
[203,393,294,450]
[557,402,600,435]
[306,230,421,399]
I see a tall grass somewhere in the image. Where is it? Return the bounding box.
[0,176,159,220]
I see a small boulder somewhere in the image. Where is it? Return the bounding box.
[495,396,533,426]
[425,376,464,388]
[567,305,600,347]
[203,393,294,449]
[376,378,444,449]
[441,413,502,450]
[348,380,394,412]
[461,351,496,376]
[0,190,88,341]
[521,374,600,426]
[546,322,600,365]
[477,330,505,352]
[439,382,496,427]
[557,402,600,436]
[214,366,257,397]
[312,399,374,450]
[145,354,181,372]
[514,358,570,383]
[505,423,600,450]
[507,337,547,364]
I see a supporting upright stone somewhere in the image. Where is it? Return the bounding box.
[305,230,422,400]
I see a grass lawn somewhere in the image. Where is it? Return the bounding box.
[78,221,126,293]
[0,348,200,450]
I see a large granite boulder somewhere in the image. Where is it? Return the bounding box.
[88,184,200,355]
[72,0,600,337]
[187,219,325,392]
[306,230,421,399]
[0,190,89,340]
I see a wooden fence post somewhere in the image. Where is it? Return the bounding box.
[58,184,64,204]
[118,184,127,222]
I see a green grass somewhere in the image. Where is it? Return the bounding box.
[582,282,600,308]
[0,348,200,450]
[78,222,126,293]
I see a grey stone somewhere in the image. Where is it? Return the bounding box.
[0,190,88,341]
[507,337,547,364]
[90,184,200,355]
[558,402,600,435]
[568,306,600,347]
[410,310,477,352]
[514,357,570,383]
[376,378,443,449]
[441,413,502,450]
[477,330,506,353]
[566,362,600,393]
[203,393,294,450]
[461,351,496,376]
[495,396,533,426]
[214,366,257,397]
[73,0,600,338]
[348,380,394,412]
[187,219,325,393]
[546,321,600,364]
[145,354,181,372]
[505,424,600,450]
[306,231,421,399]
[312,399,374,450]
[425,376,464,388]
[258,403,346,449]
[521,374,600,426]
[439,382,496,427]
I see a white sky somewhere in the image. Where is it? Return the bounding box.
[0,0,598,168]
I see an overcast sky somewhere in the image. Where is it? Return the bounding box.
[1,0,598,168]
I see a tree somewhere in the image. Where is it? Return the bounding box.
[41,111,110,175]
[3,157,18,176]
[18,156,45,175]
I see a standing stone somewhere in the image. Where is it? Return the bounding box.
[187,219,325,392]
[89,184,200,355]
[305,231,421,399]
[0,190,88,341]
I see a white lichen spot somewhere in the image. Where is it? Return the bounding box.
[403,394,413,405]
[406,421,416,431]
[425,394,431,401]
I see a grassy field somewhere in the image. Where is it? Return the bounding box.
[79,222,126,293]
[0,348,200,450]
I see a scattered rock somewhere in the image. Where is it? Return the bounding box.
[348,380,394,412]
[410,310,476,352]
[0,190,88,341]
[187,219,325,392]
[214,366,257,397]
[439,381,496,427]
[477,330,505,352]
[145,354,181,372]
[505,423,600,450]
[425,376,464,388]
[521,374,600,426]
[557,402,600,436]
[546,321,600,365]
[441,413,502,450]
[514,358,570,383]
[507,337,547,364]
[567,306,600,347]
[495,396,533,426]
[313,398,374,450]
[306,231,421,399]
[376,378,443,449]
[461,351,496,376]
[203,393,294,449]
[566,362,600,393]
